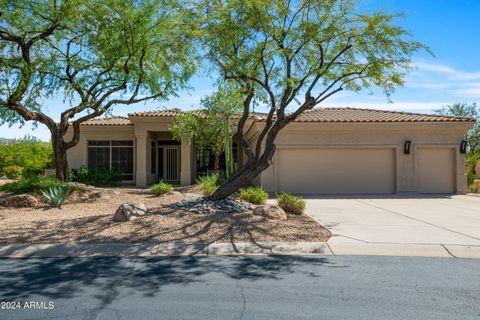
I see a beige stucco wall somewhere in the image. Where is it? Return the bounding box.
[257,122,473,194]
[66,118,473,194]
[65,126,135,177]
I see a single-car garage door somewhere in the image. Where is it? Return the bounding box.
[277,148,395,194]
[416,148,455,193]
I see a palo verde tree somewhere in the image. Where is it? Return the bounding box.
[0,0,195,181]
[170,86,241,174]
[199,0,429,200]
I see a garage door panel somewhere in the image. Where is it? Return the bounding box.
[277,148,395,194]
[417,148,454,193]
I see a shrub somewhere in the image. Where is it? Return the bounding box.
[41,185,73,208]
[197,173,222,196]
[466,153,478,186]
[69,167,124,186]
[2,164,23,179]
[0,138,53,176]
[276,193,306,215]
[0,176,64,195]
[240,186,268,204]
[150,181,173,196]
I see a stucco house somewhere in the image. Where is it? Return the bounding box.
[66,107,475,194]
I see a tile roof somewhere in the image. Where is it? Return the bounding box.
[81,107,475,126]
[290,107,476,123]
[128,109,268,120]
[80,116,132,126]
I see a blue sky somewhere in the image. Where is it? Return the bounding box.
[2,0,479,141]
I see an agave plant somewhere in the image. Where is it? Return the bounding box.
[41,185,72,208]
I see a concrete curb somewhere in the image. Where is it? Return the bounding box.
[1,242,479,258]
[0,242,332,258]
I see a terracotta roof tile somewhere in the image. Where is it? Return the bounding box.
[81,116,132,126]
[81,107,475,126]
[290,107,475,123]
[129,108,268,120]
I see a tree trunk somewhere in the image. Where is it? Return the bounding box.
[210,145,275,200]
[51,131,69,182]
[213,154,220,173]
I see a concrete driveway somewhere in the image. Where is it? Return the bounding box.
[305,194,480,258]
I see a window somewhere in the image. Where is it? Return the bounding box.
[195,143,239,177]
[88,140,134,180]
[151,141,156,174]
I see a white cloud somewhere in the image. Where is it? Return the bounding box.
[413,62,480,81]
[404,61,480,99]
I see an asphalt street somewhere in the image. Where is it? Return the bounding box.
[0,255,479,320]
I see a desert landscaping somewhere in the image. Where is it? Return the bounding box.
[0,180,330,245]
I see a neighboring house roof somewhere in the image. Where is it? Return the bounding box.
[291,107,475,123]
[80,107,475,126]
[80,116,132,126]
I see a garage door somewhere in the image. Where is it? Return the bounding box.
[417,148,455,193]
[277,148,395,194]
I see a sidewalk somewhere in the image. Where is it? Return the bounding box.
[1,241,480,258]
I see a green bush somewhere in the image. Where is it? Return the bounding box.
[150,181,173,196]
[69,167,124,186]
[41,185,73,208]
[197,173,222,196]
[0,138,53,176]
[276,193,306,215]
[0,176,65,195]
[2,164,23,179]
[240,186,268,204]
[466,153,478,186]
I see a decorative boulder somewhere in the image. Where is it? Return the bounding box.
[68,191,92,203]
[0,194,39,208]
[113,202,148,222]
[252,204,287,221]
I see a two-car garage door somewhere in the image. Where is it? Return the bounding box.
[277,148,396,194]
[275,147,456,194]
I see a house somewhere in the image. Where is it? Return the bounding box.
[66,107,475,194]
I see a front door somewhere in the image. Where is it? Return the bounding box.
[160,146,180,183]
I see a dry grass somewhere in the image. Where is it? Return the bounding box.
[0,185,330,244]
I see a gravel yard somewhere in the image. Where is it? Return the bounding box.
[0,185,330,244]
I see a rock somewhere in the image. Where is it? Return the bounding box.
[113,202,148,222]
[0,194,39,208]
[92,191,110,199]
[67,182,95,191]
[170,191,181,196]
[252,204,287,221]
[68,191,91,202]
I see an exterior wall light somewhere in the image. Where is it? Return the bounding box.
[460,140,468,154]
[404,140,411,155]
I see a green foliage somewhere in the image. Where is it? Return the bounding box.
[276,193,306,215]
[200,0,428,102]
[150,181,173,196]
[240,186,268,205]
[170,86,241,174]
[2,164,23,179]
[0,176,64,195]
[434,103,480,153]
[0,138,54,176]
[69,167,124,186]
[41,185,73,208]
[197,173,223,196]
[0,0,196,181]
[466,153,478,186]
